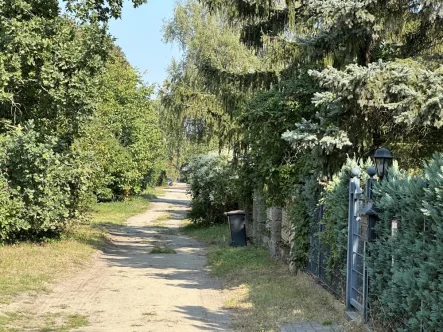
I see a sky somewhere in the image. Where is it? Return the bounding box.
[108,0,182,89]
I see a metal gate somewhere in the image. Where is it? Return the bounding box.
[346,169,368,319]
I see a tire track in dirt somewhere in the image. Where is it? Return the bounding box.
[1,184,232,332]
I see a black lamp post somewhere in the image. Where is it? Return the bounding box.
[373,148,393,180]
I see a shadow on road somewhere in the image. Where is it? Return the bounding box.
[174,305,231,331]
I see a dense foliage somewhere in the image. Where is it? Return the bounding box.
[0,0,165,243]
[75,48,165,200]
[0,173,25,243]
[0,124,93,242]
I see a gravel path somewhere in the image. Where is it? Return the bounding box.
[6,184,232,331]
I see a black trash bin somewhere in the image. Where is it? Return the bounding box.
[226,210,247,247]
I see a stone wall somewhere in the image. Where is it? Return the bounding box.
[281,207,291,244]
[249,191,291,264]
[267,207,282,257]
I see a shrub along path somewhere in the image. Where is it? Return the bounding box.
[1,184,232,331]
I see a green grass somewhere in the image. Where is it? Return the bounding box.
[90,198,149,227]
[39,313,89,332]
[181,221,230,245]
[0,188,163,305]
[149,246,177,254]
[88,187,163,227]
[181,222,345,332]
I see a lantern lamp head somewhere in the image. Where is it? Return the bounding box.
[373,148,393,180]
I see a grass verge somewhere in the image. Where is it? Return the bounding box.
[89,187,163,227]
[0,229,103,304]
[0,187,163,305]
[181,221,345,332]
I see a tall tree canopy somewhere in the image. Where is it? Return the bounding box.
[162,0,443,173]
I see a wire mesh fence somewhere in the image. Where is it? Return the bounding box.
[306,204,346,301]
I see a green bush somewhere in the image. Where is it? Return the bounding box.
[0,124,92,242]
[368,154,443,331]
[186,154,238,225]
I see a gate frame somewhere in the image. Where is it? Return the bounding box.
[346,168,366,316]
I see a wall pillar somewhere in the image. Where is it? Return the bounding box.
[267,206,282,258]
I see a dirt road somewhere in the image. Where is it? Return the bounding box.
[7,184,232,331]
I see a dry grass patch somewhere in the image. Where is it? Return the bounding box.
[0,226,102,304]
[0,311,88,332]
[182,223,345,332]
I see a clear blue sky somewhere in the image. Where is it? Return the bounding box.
[109,0,181,89]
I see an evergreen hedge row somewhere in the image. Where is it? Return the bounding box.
[368,154,443,331]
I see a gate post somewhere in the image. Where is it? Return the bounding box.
[346,168,361,311]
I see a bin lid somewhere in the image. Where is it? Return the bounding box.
[225,210,246,216]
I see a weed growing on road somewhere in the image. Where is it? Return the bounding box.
[156,214,170,221]
[181,222,344,331]
[150,246,177,254]
[151,214,170,226]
